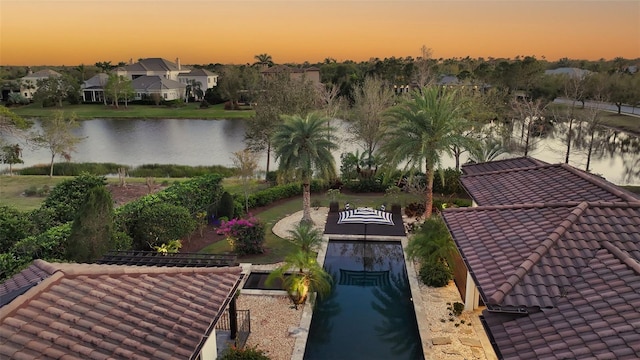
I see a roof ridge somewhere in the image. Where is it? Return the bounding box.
[560,163,640,202]
[601,241,640,276]
[461,162,556,178]
[0,271,64,319]
[489,201,590,305]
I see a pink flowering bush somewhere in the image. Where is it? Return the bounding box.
[217,215,265,255]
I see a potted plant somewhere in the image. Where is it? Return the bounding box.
[327,188,341,213]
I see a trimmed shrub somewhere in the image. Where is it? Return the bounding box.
[128,164,236,178]
[418,261,452,287]
[40,173,107,226]
[130,203,196,250]
[218,346,270,360]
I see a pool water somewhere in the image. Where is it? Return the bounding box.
[242,272,286,290]
[304,240,424,360]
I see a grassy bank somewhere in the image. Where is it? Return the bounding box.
[548,103,640,134]
[11,102,254,120]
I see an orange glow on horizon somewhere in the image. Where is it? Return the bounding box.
[1,1,638,66]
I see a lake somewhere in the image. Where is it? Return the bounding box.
[3,118,639,185]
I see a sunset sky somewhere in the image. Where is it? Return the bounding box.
[1,0,639,66]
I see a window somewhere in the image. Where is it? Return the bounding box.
[163,93,167,99]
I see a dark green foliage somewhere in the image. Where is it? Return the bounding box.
[406,217,457,268]
[128,164,236,178]
[343,177,388,193]
[452,302,464,316]
[130,203,196,250]
[431,168,463,195]
[235,181,329,214]
[199,100,210,108]
[40,173,107,227]
[418,261,452,287]
[1,223,72,281]
[218,191,236,219]
[204,87,225,105]
[28,207,58,234]
[0,205,33,253]
[18,163,236,178]
[265,171,278,184]
[218,346,270,360]
[66,186,115,262]
[115,174,224,244]
[18,162,126,176]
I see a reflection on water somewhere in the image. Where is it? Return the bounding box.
[499,118,640,185]
[4,118,639,185]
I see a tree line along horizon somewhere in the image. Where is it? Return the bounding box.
[1,53,639,110]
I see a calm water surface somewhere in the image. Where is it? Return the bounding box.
[304,241,424,360]
[4,118,639,185]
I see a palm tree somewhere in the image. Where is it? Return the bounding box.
[266,250,332,306]
[253,53,274,68]
[380,86,473,218]
[272,113,337,223]
[467,139,507,164]
[288,222,323,254]
[185,79,203,102]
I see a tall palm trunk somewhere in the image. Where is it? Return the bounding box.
[302,182,312,223]
[425,164,435,219]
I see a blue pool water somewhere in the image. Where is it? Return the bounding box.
[304,240,424,360]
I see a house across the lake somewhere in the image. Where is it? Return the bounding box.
[19,69,62,100]
[81,57,218,103]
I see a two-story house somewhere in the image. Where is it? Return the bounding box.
[19,69,62,100]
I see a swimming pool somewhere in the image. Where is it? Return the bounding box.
[303,240,424,360]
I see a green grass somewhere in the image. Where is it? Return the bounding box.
[0,175,72,211]
[11,102,255,120]
[0,175,186,211]
[548,103,640,134]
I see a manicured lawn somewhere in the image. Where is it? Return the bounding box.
[11,103,254,120]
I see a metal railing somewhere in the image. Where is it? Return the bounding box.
[216,309,251,349]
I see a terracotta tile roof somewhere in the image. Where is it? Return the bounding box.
[0,260,242,359]
[0,261,57,306]
[442,202,640,358]
[461,156,548,175]
[461,163,640,206]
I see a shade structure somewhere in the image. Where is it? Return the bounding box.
[337,207,394,226]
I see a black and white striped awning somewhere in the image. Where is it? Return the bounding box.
[337,207,394,226]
